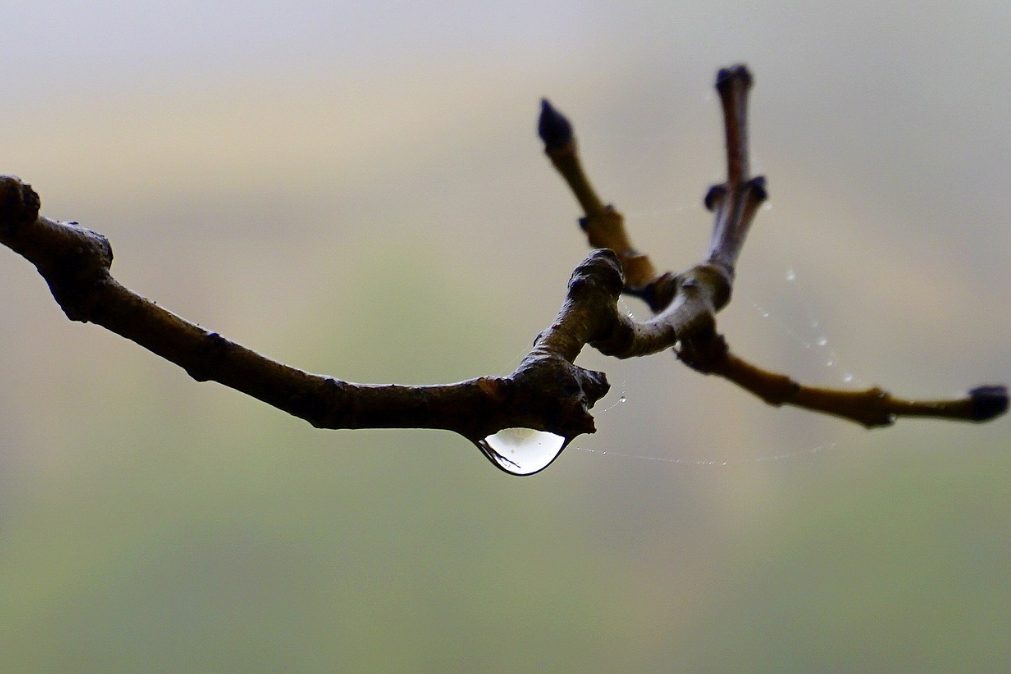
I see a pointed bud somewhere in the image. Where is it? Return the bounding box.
[538,98,573,151]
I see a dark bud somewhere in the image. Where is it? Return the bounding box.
[538,98,573,151]
[968,385,1009,422]
[747,175,769,203]
[704,184,726,211]
[715,64,753,93]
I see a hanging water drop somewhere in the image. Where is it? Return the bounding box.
[475,428,568,476]
[619,394,627,404]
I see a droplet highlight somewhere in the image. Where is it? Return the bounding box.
[785,268,797,282]
[475,428,568,476]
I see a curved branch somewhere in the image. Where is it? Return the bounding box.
[0,176,639,443]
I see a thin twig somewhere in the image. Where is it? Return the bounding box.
[540,64,1007,427]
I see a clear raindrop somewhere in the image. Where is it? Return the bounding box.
[475,428,568,476]
[619,395,627,404]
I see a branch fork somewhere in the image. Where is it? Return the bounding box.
[539,64,1006,430]
[2,64,1005,477]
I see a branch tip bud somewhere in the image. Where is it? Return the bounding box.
[716,64,753,93]
[968,385,1009,422]
[538,98,574,151]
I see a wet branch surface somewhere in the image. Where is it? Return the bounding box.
[1,64,1006,469]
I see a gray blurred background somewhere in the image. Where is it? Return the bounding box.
[2,2,1009,672]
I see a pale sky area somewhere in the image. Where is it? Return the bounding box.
[2,2,1009,671]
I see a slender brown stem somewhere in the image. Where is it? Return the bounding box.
[705,65,767,279]
[677,336,1007,427]
[539,100,658,290]
[541,64,1006,429]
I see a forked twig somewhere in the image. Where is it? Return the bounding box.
[539,64,1007,428]
[0,64,1004,478]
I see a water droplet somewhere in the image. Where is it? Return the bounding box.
[809,319,820,329]
[785,268,796,282]
[475,428,568,476]
[601,450,608,455]
[619,395,627,404]
[843,373,854,383]
[826,359,835,367]
[761,312,770,318]
[816,337,828,347]
[762,202,773,211]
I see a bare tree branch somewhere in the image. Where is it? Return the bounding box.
[539,64,1007,427]
[0,175,629,442]
[1,64,1005,478]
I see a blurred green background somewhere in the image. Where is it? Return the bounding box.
[2,2,1009,672]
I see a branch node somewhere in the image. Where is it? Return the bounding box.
[703,184,726,212]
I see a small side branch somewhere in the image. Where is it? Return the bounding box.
[541,64,1007,429]
[704,65,768,282]
[677,336,1008,427]
[539,99,659,292]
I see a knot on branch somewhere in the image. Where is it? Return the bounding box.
[0,175,41,234]
[676,332,729,374]
[508,354,609,437]
[567,247,624,300]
